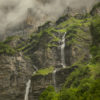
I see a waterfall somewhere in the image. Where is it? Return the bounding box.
[24,80,31,100]
[33,66,38,71]
[52,69,57,91]
[61,32,66,68]
[24,72,36,100]
[52,32,66,91]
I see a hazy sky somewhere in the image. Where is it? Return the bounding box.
[0,0,99,34]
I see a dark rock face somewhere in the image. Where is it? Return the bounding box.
[29,67,77,100]
[90,3,100,16]
[27,30,62,69]
[55,66,78,89]
[65,26,92,66]
[0,54,34,100]
[37,21,53,33]
[29,74,53,100]
[32,48,59,69]
[56,15,69,25]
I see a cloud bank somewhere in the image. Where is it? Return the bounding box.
[0,0,99,34]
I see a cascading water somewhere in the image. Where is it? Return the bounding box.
[52,32,66,91]
[33,66,38,71]
[24,80,31,100]
[52,69,57,91]
[24,72,36,100]
[61,32,66,68]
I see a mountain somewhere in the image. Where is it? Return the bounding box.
[0,0,99,41]
[0,1,100,100]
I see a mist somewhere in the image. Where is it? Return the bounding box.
[0,0,99,34]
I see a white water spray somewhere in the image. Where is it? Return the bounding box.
[52,32,66,91]
[52,69,57,91]
[61,32,66,68]
[24,80,31,100]
[24,71,36,100]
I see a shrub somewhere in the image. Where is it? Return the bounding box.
[39,86,58,100]
[90,16,100,62]
[33,66,54,76]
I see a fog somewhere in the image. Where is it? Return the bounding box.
[0,0,99,34]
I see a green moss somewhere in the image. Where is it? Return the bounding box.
[91,16,100,44]
[4,36,19,43]
[40,63,100,100]
[57,17,82,28]
[33,66,54,76]
[38,13,100,100]
[64,65,90,88]
[48,44,58,48]
[39,86,58,100]
[90,16,100,62]
[56,28,66,33]
[0,42,16,55]
[23,55,31,60]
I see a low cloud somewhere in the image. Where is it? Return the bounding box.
[0,0,99,34]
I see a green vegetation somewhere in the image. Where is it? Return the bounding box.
[0,42,16,55]
[90,16,100,62]
[91,16,100,44]
[19,25,61,56]
[56,16,92,47]
[33,66,54,76]
[39,63,100,100]
[39,6,100,100]
[57,17,92,28]
[0,36,20,55]
[4,36,19,43]
[64,65,90,88]
[39,86,58,100]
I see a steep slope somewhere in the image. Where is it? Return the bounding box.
[0,37,35,100]
[28,15,92,100]
[0,2,100,100]
[39,3,100,100]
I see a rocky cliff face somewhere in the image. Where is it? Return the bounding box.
[0,15,92,100]
[0,54,34,100]
[29,66,78,100]
[28,15,92,100]
[0,2,100,100]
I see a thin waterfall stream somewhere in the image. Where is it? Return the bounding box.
[24,32,66,96]
[52,32,66,91]
[24,80,31,100]
[52,69,57,91]
[61,32,66,68]
[24,70,37,100]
